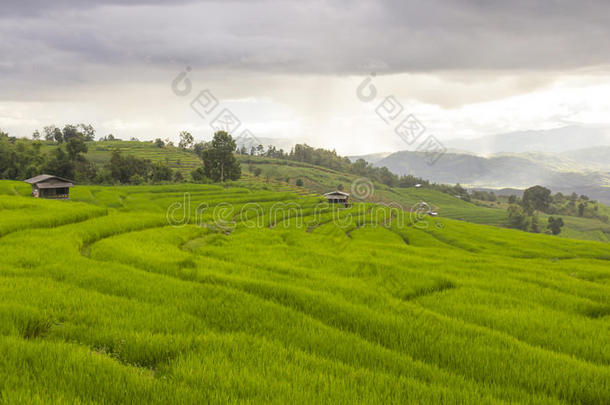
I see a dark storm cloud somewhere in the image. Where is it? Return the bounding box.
[1,0,609,95]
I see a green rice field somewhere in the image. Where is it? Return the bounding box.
[0,180,608,404]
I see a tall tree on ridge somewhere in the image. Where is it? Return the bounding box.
[201,131,240,182]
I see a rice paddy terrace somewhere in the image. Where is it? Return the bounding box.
[41,140,609,242]
[0,180,609,404]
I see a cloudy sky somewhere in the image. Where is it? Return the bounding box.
[1,0,609,154]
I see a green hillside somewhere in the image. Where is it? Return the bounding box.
[0,180,608,404]
[41,140,203,177]
[237,157,609,242]
[38,140,608,242]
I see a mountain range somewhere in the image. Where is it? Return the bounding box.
[443,125,610,155]
[239,126,610,203]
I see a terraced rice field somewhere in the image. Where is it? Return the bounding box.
[0,180,609,404]
[41,140,204,177]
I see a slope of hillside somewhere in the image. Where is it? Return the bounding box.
[32,141,610,242]
[41,140,203,177]
[239,157,610,242]
[0,181,608,404]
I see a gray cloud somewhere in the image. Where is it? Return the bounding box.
[0,0,609,100]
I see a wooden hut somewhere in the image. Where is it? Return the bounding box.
[24,174,74,199]
[323,191,349,207]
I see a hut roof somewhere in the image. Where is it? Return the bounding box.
[36,181,74,189]
[24,174,73,185]
[323,191,349,197]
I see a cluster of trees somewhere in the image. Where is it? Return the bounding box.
[470,190,498,202]
[105,151,177,184]
[152,132,194,150]
[155,131,241,183]
[547,192,606,222]
[0,132,47,179]
[504,186,607,234]
[1,127,94,182]
[0,126,180,185]
[37,124,96,143]
[1,125,245,185]
[506,186,565,234]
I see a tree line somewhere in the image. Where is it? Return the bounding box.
[503,185,607,235]
[235,142,470,200]
[0,126,240,185]
[1,127,93,182]
[1,124,470,200]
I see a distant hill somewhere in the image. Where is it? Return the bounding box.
[347,152,392,164]
[369,150,610,203]
[444,125,610,154]
[560,146,610,171]
[235,136,297,152]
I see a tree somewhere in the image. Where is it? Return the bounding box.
[193,141,207,157]
[568,192,578,208]
[43,125,61,142]
[578,202,585,217]
[62,124,81,143]
[200,131,241,182]
[553,192,565,204]
[522,185,552,215]
[151,162,173,182]
[44,146,74,179]
[178,131,194,149]
[0,132,46,179]
[53,128,64,143]
[352,159,368,176]
[191,167,207,182]
[78,124,96,141]
[32,130,41,140]
[253,167,262,177]
[530,214,540,233]
[547,217,564,235]
[74,158,97,183]
[66,136,88,161]
[296,178,303,187]
[507,204,529,230]
[378,167,396,187]
[107,151,149,184]
[154,138,165,148]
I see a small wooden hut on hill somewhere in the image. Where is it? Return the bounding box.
[24,174,74,199]
[323,191,349,207]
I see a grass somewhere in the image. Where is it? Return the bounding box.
[0,179,608,404]
[238,156,609,241]
[41,139,609,242]
[41,140,203,177]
